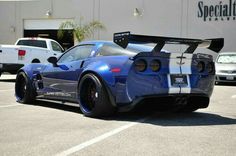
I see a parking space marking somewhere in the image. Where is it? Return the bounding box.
[56,116,150,156]
[231,95,236,99]
[0,89,14,92]
[0,104,20,108]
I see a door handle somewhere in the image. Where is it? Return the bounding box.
[0,50,2,53]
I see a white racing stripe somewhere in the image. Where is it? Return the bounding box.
[167,74,180,94]
[169,53,181,74]
[181,53,193,74]
[180,53,193,94]
[168,53,193,94]
[56,116,150,156]
[180,75,191,94]
[168,53,181,94]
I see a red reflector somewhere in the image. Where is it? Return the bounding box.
[111,68,121,73]
[18,50,26,56]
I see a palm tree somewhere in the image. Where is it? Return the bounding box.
[58,18,105,43]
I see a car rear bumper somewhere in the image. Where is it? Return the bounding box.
[118,93,209,111]
[0,63,24,73]
[115,73,215,103]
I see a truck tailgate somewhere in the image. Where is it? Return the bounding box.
[0,45,19,64]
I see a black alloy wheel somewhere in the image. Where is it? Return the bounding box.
[79,73,116,117]
[15,72,36,103]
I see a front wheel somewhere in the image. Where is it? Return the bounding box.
[15,72,36,103]
[78,73,116,117]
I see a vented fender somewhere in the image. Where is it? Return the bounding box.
[16,64,46,81]
[79,61,116,86]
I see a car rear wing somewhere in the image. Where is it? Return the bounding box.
[113,31,224,53]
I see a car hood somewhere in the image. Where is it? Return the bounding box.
[215,63,236,71]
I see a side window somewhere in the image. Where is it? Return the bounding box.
[57,45,94,63]
[96,44,138,57]
[51,41,63,52]
[97,45,123,56]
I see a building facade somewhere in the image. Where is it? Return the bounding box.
[0,0,235,53]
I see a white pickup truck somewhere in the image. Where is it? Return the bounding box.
[0,37,64,77]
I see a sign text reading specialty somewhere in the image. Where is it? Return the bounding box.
[198,0,236,21]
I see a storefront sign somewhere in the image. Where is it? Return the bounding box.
[198,0,236,21]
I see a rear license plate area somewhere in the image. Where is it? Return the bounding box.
[170,74,188,87]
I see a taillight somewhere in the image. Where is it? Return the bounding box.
[207,62,214,73]
[150,59,161,72]
[134,59,147,72]
[197,61,205,73]
[18,50,26,56]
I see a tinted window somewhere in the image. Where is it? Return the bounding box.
[58,45,94,63]
[97,44,153,57]
[51,41,63,52]
[17,40,47,48]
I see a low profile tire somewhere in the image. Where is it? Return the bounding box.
[78,73,116,117]
[15,72,36,103]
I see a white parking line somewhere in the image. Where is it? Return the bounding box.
[0,104,20,108]
[0,89,14,92]
[56,116,150,156]
[231,95,236,99]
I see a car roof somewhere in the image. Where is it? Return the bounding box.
[80,40,154,51]
[18,37,49,40]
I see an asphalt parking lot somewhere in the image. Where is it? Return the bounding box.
[0,74,236,156]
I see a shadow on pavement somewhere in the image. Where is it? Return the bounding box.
[24,100,236,127]
[215,82,236,86]
[27,100,82,114]
[0,79,16,83]
[145,111,236,127]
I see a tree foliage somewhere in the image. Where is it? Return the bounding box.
[58,19,105,43]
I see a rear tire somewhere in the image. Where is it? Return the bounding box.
[78,73,116,117]
[15,72,36,103]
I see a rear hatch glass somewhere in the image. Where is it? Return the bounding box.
[17,40,47,48]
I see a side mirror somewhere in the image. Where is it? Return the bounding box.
[47,57,58,67]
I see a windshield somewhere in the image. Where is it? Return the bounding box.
[217,54,236,64]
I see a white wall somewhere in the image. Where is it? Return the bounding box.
[0,0,235,52]
[0,2,17,44]
[99,0,183,39]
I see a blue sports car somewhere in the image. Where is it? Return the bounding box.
[15,32,224,117]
